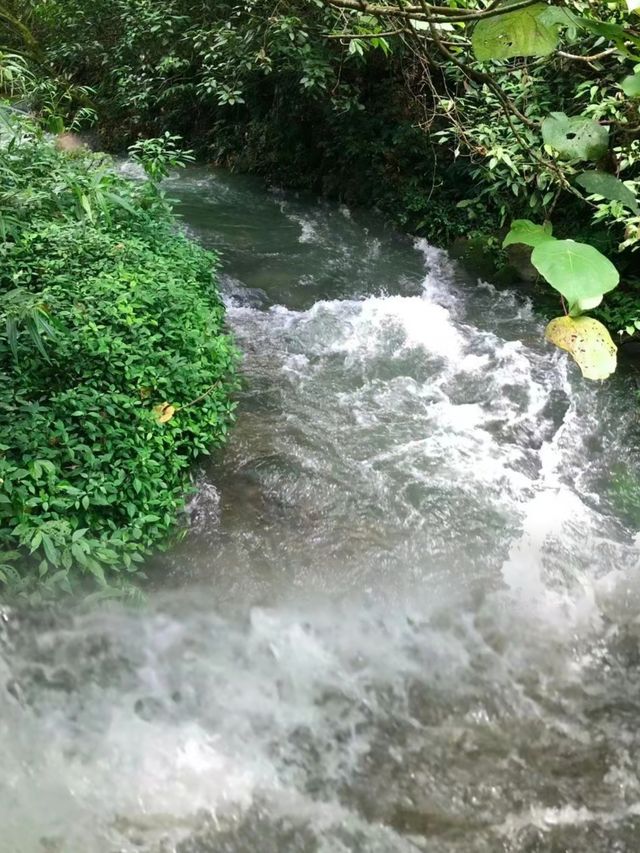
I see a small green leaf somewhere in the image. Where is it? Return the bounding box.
[41,534,59,567]
[71,542,88,566]
[503,219,555,249]
[542,113,609,161]
[6,317,18,361]
[621,72,640,97]
[576,171,639,214]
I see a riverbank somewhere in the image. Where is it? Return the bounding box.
[0,111,238,597]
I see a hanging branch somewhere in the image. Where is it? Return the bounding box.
[321,0,544,24]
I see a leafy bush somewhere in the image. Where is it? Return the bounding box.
[8,1,640,345]
[0,111,238,598]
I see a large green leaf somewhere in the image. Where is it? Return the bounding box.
[621,72,640,97]
[545,315,617,380]
[575,171,639,214]
[538,6,579,41]
[541,112,609,161]
[472,2,559,61]
[531,239,619,310]
[503,219,555,248]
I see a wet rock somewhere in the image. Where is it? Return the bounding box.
[176,807,319,853]
[504,243,538,282]
[619,338,640,360]
[449,236,499,280]
[55,132,87,153]
[134,696,165,722]
[220,276,269,309]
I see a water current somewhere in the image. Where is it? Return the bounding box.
[2,167,640,852]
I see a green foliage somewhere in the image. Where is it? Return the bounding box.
[532,239,619,311]
[5,0,639,346]
[503,218,554,249]
[472,2,562,61]
[129,132,195,182]
[504,215,622,378]
[504,219,620,312]
[621,71,640,97]
[0,109,238,597]
[576,171,639,215]
[593,281,640,338]
[541,112,609,162]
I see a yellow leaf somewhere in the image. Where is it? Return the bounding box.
[153,403,176,423]
[545,316,617,381]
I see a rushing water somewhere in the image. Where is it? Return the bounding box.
[3,168,640,853]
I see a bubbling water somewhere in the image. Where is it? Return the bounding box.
[1,168,640,853]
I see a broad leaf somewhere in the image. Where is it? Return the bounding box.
[542,113,609,161]
[531,239,619,309]
[575,171,639,214]
[472,2,559,61]
[538,6,579,41]
[573,294,603,314]
[545,315,617,380]
[503,219,554,249]
[621,72,640,97]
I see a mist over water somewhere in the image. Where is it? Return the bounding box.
[2,167,640,852]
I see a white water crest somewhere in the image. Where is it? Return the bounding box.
[2,168,640,853]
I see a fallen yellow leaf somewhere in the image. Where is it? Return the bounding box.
[545,315,617,380]
[153,403,176,423]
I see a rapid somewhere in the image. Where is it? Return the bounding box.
[2,167,640,852]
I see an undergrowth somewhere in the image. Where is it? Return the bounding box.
[0,110,238,600]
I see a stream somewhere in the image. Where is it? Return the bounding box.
[2,167,640,852]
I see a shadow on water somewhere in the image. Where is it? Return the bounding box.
[3,166,640,853]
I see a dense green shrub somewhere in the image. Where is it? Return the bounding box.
[0,111,238,598]
[5,1,640,340]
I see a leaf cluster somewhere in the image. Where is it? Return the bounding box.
[0,110,238,598]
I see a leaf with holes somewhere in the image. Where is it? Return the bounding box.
[542,112,609,161]
[531,239,619,311]
[472,2,558,61]
[545,316,617,380]
[503,219,555,249]
[575,171,639,214]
